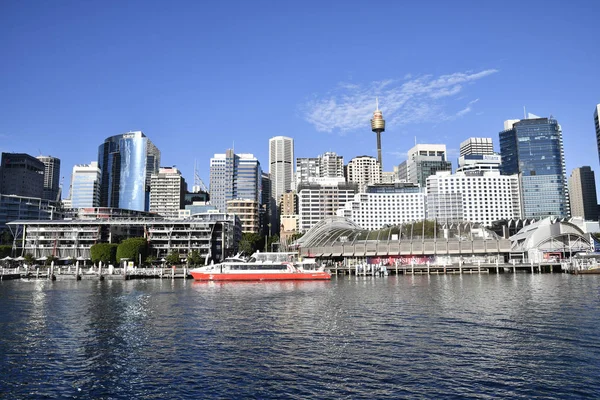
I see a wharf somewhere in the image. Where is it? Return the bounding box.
[330,262,565,276]
[0,266,192,281]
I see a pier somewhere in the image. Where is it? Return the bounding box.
[0,266,192,281]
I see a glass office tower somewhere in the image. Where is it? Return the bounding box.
[98,131,160,211]
[499,117,569,218]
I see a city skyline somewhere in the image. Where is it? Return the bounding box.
[1,2,599,192]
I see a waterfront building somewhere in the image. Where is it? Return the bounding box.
[36,155,61,201]
[227,199,260,233]
[346,156,381,192]
[595,105,600,165]
[269,136,294,206]
[209,149,262,214]
[426,170,521,226]
[295,152,344,188]
[149,167,187,219]
[569,166,598,221]
[0,153,44,198]
[297,179,357,232]
[337,184,425,230]
[499,116,569,218]
[70,162,101,209]
[459,137,494,156]
[98,131,161,212]
[0,194,57,232]
[398,144,452,187]
[8,212,241,263]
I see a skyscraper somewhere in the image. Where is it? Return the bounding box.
[209,149,262,213]
[346,155,381,192]
[595,104,600,164]
[36,156,61,201]
[149,167,187,218]
[0,153,44,198]
[70,162,101,208]
[569,166,598,221]
[98,131,160,211]
[296,151,344,188]
[398,144,452,187]
[269,136,294,206]
[499,116,569,218]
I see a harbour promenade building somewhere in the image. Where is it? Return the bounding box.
[98,131,161,212]
[337,183,425,230]
[70,162,101,209]
[36,155,61,201]
[7,212,242,263]
[500,116,570,218]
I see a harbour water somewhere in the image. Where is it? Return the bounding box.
[1,274,600,399]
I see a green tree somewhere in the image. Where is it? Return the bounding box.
[187,250,202,266]
[90,243,118,265]
[0,231,13,245]
[166,251,181,266]
[145,255,157,266]
[23,253,36,266]
[239,233,263,256]
[0,245,12,258]
[116,237,148,264]
[45,255,58,266]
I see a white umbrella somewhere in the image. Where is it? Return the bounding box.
[76,256,86,261]
[1,256,12,261]
[37,256,48,261]
[15,256,25,261]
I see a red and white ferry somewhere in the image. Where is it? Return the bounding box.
[189,252,331,281]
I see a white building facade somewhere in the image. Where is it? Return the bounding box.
[337,190,426,230]
[297,178,357,232]
[426,170,521,226]
[70,162,101,209]
[149,167,186,219]
[346,155,381,192]
[269,136,294,206]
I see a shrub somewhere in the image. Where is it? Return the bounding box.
[90,243,118,265]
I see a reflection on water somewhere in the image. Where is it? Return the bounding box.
[1,275,600,399]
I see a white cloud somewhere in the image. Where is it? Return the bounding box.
[302,69,497,133]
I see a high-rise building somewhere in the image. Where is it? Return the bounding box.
[227,199,260,233]
[70,162,101,209]
[36,156,61,201]
[261,172,275,236]
[0,153,44,198]
[296,151,344,188]
[98,131,160,211]
[209,149,262,214]
[569,166,598,221]
[269,136,294,206]
[346,155,381,192]
[398,144,452,187]
[595,105,600,165]
[297,179,357,232]
[427,170,522,226]
[500,116,569,218]
[370,99,386,170]
[459,137,494,156]
[149,167,187,219]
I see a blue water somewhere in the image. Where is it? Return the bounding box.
[1,274,600,399]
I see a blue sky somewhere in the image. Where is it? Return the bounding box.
[1,1,599,195]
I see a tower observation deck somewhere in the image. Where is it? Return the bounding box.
[370,98,386,170]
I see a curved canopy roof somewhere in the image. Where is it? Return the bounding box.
[510,217,590,253]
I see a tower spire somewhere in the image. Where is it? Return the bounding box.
[370,98,386,172]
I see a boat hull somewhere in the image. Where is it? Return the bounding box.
[189,271,331,281]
